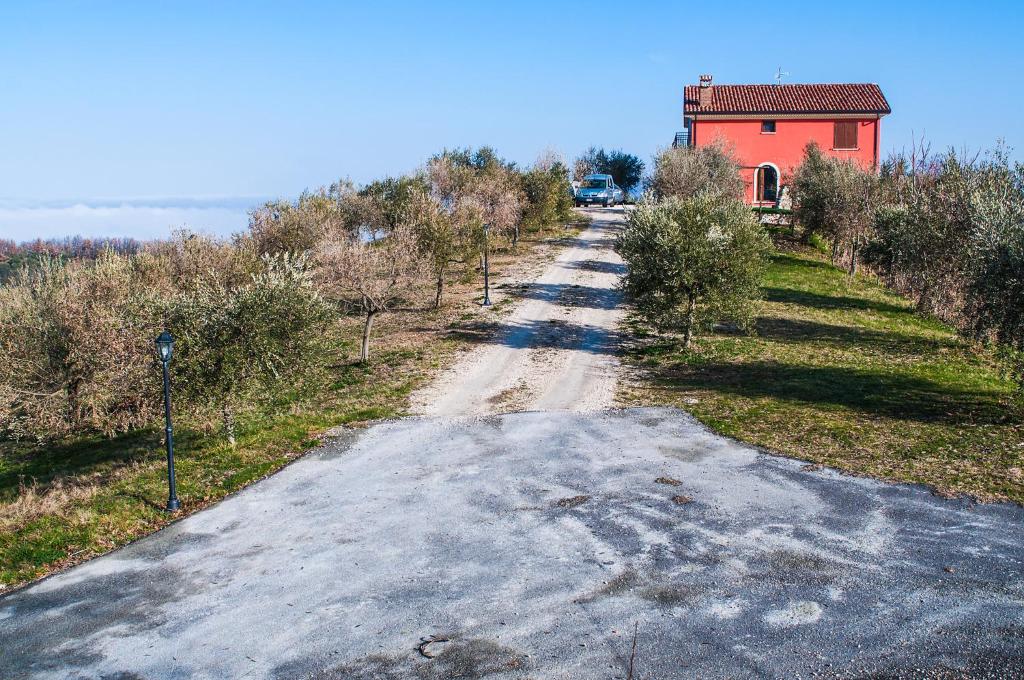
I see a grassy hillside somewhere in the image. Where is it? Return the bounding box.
[620,242,1024,502]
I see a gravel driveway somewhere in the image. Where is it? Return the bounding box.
[412,207,626,415]
[2,408,1022,679]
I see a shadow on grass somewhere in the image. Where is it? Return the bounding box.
[647,357,1010,425]
[0,428,170,501]
[763,287,910,316]
[763,254,913,316]
[753,317,961,355]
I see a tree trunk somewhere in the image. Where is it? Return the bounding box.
[222,404,236,447]
[434,270,445,309]
[848,240,859,276]
[66,377,82,430]
[682,294,696,350]
[360,310,377,362]
[512,224,520,249]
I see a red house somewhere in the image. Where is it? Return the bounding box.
[677,75,891,206]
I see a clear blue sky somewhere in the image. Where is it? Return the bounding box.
[2,0,1022,239]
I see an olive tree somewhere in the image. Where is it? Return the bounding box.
[406,187,476,308]
[358,175,429,237]
[617,196,770,349]
[474,164,525,247]
[168,254,332,445]
[962,153,1024,389]
[315,225,423,362]
[649,142,744,202]
[521,151,575,232]
[430,148,524,247]
[791,143,880,273]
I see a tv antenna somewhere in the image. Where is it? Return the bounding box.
[774,67,790,85]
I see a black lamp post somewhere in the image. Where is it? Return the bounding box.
[155,331,180,512]
[482,222,492,306]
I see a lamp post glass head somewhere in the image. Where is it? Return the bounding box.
[156,331,174,363]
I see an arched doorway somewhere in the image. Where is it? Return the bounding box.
[755,164,779,204]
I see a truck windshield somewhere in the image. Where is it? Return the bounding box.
[582,179,608,189]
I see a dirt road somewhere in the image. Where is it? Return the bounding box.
[412,207,626,415]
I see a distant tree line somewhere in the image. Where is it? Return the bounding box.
[0,237,143,283]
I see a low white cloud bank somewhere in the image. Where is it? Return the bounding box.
[0,198,263,242]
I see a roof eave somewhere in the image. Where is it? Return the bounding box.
[685,109,891,117]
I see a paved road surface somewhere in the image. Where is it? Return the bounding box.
[412,207,625,416]
[3,409,1022,679]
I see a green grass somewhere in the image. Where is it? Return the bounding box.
[621,245,1024,503]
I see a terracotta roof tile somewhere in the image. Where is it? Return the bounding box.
[684,83,890,115]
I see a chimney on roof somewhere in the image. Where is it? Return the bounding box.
[698,74,713,108]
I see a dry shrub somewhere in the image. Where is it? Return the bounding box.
[147,229,259,292]
[0,232,332,444]
[315,225,424,362]
[0,252,166,440]
[650,141,744,202]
